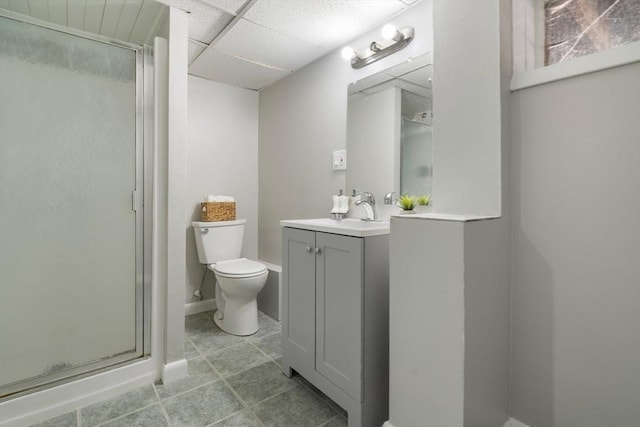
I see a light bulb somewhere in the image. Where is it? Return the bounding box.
[341,46,355,60]
[382,24,399,41]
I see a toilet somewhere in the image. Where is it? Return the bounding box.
[192,219,267,336]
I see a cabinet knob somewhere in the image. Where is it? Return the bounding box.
[314,247,321,255]
[306,246,313,253]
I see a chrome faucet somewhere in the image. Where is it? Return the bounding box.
[354,191,379,221]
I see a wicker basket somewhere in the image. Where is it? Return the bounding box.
[200,202,236,222]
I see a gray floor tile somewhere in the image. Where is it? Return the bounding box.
[252,332,282,359]
[185,313,216,337]
[163,382,243,427]
[80,385,158,426]
[184,338,201,360]
[211,409,262,426]
[30,411,77,427]
[155,357,219,399]
[248,313,281,340]
[190,326,245,354]
[252,385,337,427]
[206,343,268,377]
[99,404,169,427]
[297,375,348,417]
[225,361,299,406]
[321,414,349,427]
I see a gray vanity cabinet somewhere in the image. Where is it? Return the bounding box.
[281,226,389,427]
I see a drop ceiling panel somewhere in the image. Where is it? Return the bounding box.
[188,40,206,64]
[189,9,232,44]
[190,47,290,90]
[200,0,247,15]
[216,19,326,71]
[157,0,233,43]
[243,0,407,49]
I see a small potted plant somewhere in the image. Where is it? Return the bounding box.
[396,194,416,213]
[415,194,432,213]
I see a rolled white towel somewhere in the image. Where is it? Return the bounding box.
[216,195,235,202]
[205,194,216,202]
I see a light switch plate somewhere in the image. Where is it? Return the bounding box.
[333,150,347,170]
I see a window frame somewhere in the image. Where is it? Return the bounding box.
[511,0,640,90]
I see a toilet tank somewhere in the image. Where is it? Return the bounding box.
[192,219,246,265]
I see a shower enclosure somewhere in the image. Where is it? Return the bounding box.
[0,12,150,399]
[400,117,432,196]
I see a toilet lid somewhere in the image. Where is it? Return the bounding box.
[214,258,267,276]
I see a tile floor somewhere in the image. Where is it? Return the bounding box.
[30,311,348,427]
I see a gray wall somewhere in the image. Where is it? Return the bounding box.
[258,0,433,265]
[510,62,640,427]
[463,218,510,427]
[186,75,259,302]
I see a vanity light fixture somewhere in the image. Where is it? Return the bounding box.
[342,24,414,69]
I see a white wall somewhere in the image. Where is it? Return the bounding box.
[164,6,189,371]
[510,62,640,427]
[186,75,259,302]
[432,0,506,216]
[258,0,433,265]
[388,215,510,427]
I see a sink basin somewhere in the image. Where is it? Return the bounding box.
[280,218,390,237]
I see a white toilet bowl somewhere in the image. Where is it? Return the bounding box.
[210,258,268,336]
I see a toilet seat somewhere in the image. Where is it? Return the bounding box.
[212,258,267,278]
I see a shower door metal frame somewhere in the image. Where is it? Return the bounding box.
[0,10,152,400]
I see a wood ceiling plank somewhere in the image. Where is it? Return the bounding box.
[115,0,143,43]
[7,0,30,16]
[28,0,49,21]
[47,0,66,26]
[129,0,165,45]
[67,0,86,30]
[100,0,124,38]
[84,0,106,34]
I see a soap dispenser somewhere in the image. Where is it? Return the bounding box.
[331,189,348,219]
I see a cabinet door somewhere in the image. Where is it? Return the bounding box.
[282,227,316,375]
[315,232,363,401]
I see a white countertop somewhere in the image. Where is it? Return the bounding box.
[281,218,390,237]
[390,212,500,222]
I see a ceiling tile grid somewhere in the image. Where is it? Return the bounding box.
[199,0,247,15]
[189,46,290,90]
[1,0,424,90]
[214,18,326,71]
[242,0,407,50]
[189,0,420,90]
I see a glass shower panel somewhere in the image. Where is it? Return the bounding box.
[0,16,140,394]
[400,119,433,196]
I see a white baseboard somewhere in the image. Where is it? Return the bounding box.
[161,358,188,384]
[505,417,531,427]
[184,298,217,316]
[0,359,155,427]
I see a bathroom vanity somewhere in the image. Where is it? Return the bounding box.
[280,218,390,427]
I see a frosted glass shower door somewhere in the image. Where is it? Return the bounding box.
[400,119,432,196]
[0,16,143,396]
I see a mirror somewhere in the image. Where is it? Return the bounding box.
[346,53,433,204]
